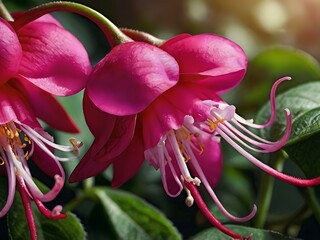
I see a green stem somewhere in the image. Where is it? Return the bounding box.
[11,1,132,47]
[304,187,320,223]
[63,187,101,212]
[253,152,285,228]
[121,28,165,46]
[83,177,95,189]
[0,0,14,21]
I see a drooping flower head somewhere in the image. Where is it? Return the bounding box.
[70,32,320,239]
[0,11,91,238]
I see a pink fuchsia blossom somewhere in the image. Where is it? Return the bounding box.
[0,13,91,132]
[70,33,320,238]
[0,12,90,239]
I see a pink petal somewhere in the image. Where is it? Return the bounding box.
[111,124,144,188]
[161,34,247,93]
[87,42,179,116]
[0,84,38,126]
[16,20,91,96]
[0,18,22,85]
[31,144,63,177]
[189,137,223,188]
[69,115,136,182]
[68,138,114,183]
[13,80,79,133]
[83,91,116,138]
[160,33,192,46]
[142,83,221,149]
[12,13,63,28]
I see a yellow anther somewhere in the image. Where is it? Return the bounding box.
[6,129,12,138]
[198,144,204,155]
[180,128,192,141]
[24,136,30,142]
[69,138,82,152]
[0,157,4,165]
[24,151,30,160]
[205,117,224,132]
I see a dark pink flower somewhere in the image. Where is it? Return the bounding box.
[70,33,319,238]
[0,12,90,228]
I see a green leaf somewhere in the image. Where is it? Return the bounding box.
[256,82,320,177]
[190,225,300,240]
[242,46,320,108]
[0,176,85,240]
[8,193,86,240]
[7,191,44,240]
[89,187,181,240]
[35,212,86,240]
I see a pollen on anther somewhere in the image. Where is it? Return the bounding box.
[198,144,204,155]
[69,138,82,152]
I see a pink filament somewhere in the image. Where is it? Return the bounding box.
[236,76,291,129]
[217,127,320,187]
[33,198,67,220]
[0,151,16,217]
[16,176,37,240]
[184,180,243,239]
[219,108,291,153]
[181,137,257,222]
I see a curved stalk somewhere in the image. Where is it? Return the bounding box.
[0,0,13,21]
[11,1,132,47]
[304,187,320,223]
[253,152,285,228]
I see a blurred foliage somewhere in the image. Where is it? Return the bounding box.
[190,225,301,240]
[1,0,320,239]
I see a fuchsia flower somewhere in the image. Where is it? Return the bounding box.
[0,12,90,236]
[70,33,320,239]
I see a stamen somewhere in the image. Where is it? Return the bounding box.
[145,138,183,197]
[11,143,64,201]
[180,175,195,207]
[185,175,201,186]
[184,187,194,207]
[33,198,67,220]
[69,137,83,152]
[21,123,82,153]
[0,150,16,217]
[205,118,223,132]
[218,121,288,153]
[184,180,243,239]
[179,127,204,155]
[217,127,320,187]
[167,131,201,185]
[235,76,291,129]
[178,134,257,222]
[21,125,81,162]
